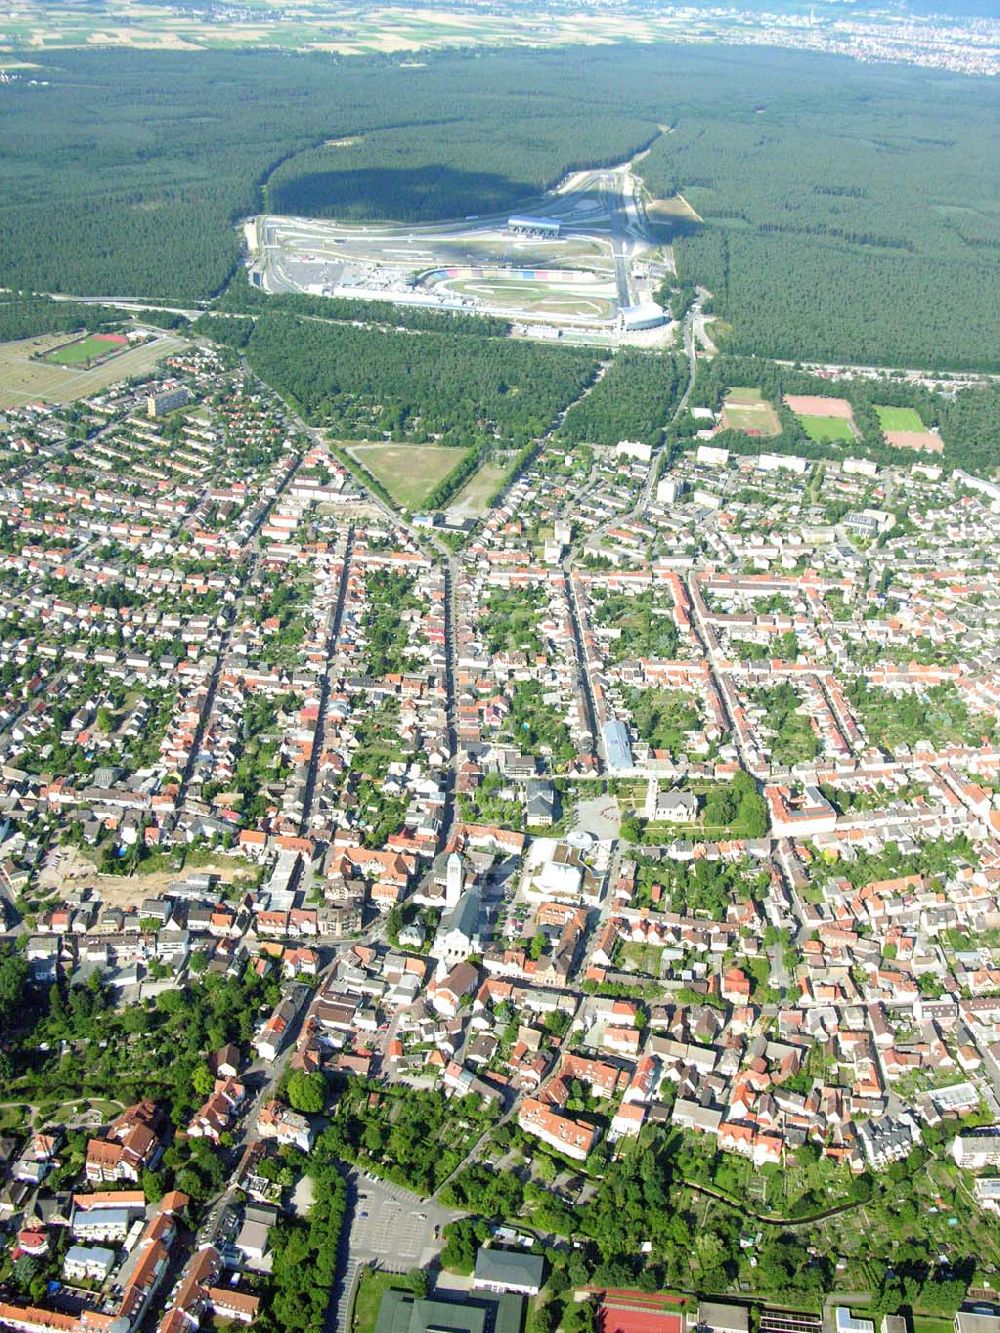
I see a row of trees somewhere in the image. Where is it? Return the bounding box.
[0,298,126,343]
[262,1158,346,1333]
[219,283,511,338]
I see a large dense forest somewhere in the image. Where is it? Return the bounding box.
[0,45,661,303]
[230,313,600,445]
[639,62,1000,370]
[0,44,996,367]
[557,351,685,448]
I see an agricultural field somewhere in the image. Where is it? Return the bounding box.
[349,443,468,510]
[0,330,187,409]
[0,0,864,58]
[721,386,780,437]
[44,331,129,368]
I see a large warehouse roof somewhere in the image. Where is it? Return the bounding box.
[603,719,634,773]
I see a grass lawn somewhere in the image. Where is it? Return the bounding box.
[353,1269,420,1333]
[875,404,925,432]
[451,460,507,514]
[350,443,469,510]
[0,1104,31,1131]
[798,413,855,443]
[725,385,764,404]
[617,940,664,977]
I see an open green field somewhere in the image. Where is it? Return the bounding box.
[436,276,615,321]
[618,940,664,976]
[350,443,469,509]
[0,331,187,410]
[451,460,508,515]
[875,404,926,432]
[725,385,763,404]
[798,414,855,443]
[44,333,121,366]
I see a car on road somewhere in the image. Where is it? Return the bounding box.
[360,1211,369,1218]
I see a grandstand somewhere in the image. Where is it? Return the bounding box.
[621,301,666,331]
[507,215,561,238]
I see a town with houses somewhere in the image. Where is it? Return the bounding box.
[0,340,999,1333]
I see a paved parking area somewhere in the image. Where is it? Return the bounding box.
[350,1173,459,1269]
[354,1196,428,1265]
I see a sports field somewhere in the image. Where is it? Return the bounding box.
[884,429,943,454]
[784,393,854,419]
[350,443,469,509]
[875,404,925,432]
[721,386,780,437]
[0,331,188,409]
[784,393,857,442]
[598,1291,685,1333]
[45,331,129,368]
[800,414,855,443]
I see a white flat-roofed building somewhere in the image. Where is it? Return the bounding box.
[621,301,666,331]
[836,1310,875,1333]
[953,1126,1000,1168]
[63,1244,116,1282]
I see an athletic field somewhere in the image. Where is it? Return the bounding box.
[875,404,925,432]
[800,414,855,443]
[784,393,857,442]
[44,331,129,368]
[721,386,780,437]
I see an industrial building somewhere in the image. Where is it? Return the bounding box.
[507,215,561,237]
